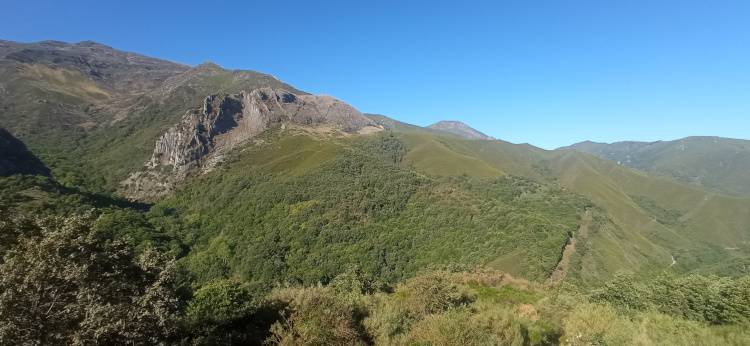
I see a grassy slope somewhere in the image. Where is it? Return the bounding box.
[396,131,750,283]
[399,132,505,178]
[221,128,340,175]
[641,137,750,197]
[571,137,750,197]
[154,131,591,287]
[153,128,748,287]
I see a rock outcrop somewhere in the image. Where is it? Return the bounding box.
[122,88,378,201]
[0,127,51,177]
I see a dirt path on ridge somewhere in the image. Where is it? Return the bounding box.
[548,209,591,283]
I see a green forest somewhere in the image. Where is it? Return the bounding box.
[2,133,750,345]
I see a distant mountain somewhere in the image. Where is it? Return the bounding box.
[427,121,494,140]
[568,137,750,197]
[364,114,493,140]
[365,114,452,135]
[0,127,50,177]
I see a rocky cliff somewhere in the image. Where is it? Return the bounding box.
[122,88,378,201]
[0,127,51,177]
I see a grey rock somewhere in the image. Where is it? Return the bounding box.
[122,88,377,201]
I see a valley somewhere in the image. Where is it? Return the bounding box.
[1,39,749,345]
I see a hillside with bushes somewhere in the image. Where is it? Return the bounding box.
[1,39,749,345]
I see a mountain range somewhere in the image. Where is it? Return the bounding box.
[1,39,749,287]
[568,137,750,197]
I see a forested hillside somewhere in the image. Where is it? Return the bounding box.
[2,178,749,345]
[1,39,750,345]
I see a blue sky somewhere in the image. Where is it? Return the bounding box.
[2,0,749,149]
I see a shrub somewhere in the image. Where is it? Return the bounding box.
[404,271,464,316]
[563,303,634,346]
[0,215,182,345]
[407,305,524,346]
[328,264,378,304]
[363,293,411,345]
[268,287,368,345]
[186,279,256,324]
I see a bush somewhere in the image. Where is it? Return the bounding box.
[363,293,411,345]
[187,279,256,324]
[403,271,464,316]
[406,305,524,346]
[268,287,368,345]
[328,264,378,304]
[0,215,182,345]
[563,303,633,346]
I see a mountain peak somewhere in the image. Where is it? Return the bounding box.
[76,40,113,49]
[427,121,494,140]
[196,61,224,71]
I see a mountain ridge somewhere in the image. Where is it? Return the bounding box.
[568,136,750,197]
[1,38,748,285]
[427,120,494,140]
[364,114,493,140]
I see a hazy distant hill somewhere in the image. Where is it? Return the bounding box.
[568,137,750,197]
[427,120,494,140]
[365,114,493,140]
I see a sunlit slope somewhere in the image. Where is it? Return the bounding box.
[157,132,591,285]
[554,149,750,246]
[398,132,541,179]
[570,136,750,197]
[220,129,339,176]
[396,131,750,281]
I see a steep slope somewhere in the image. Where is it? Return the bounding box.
[0,127,50,177]
[395,132,750,283]
[151,131,590,286]
[0,40,189,136]
[568,137,750,197]
[123,88,378,201]
[0,40,310,194]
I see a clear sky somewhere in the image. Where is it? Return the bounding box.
[2,0,749,149]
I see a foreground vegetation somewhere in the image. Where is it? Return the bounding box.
[2,174,750,345]
[3,133,750,345]
[2,213,749,345]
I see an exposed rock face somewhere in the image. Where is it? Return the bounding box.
[122,88,378,201]
[427,121,494,140]
[0,127,51,177]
